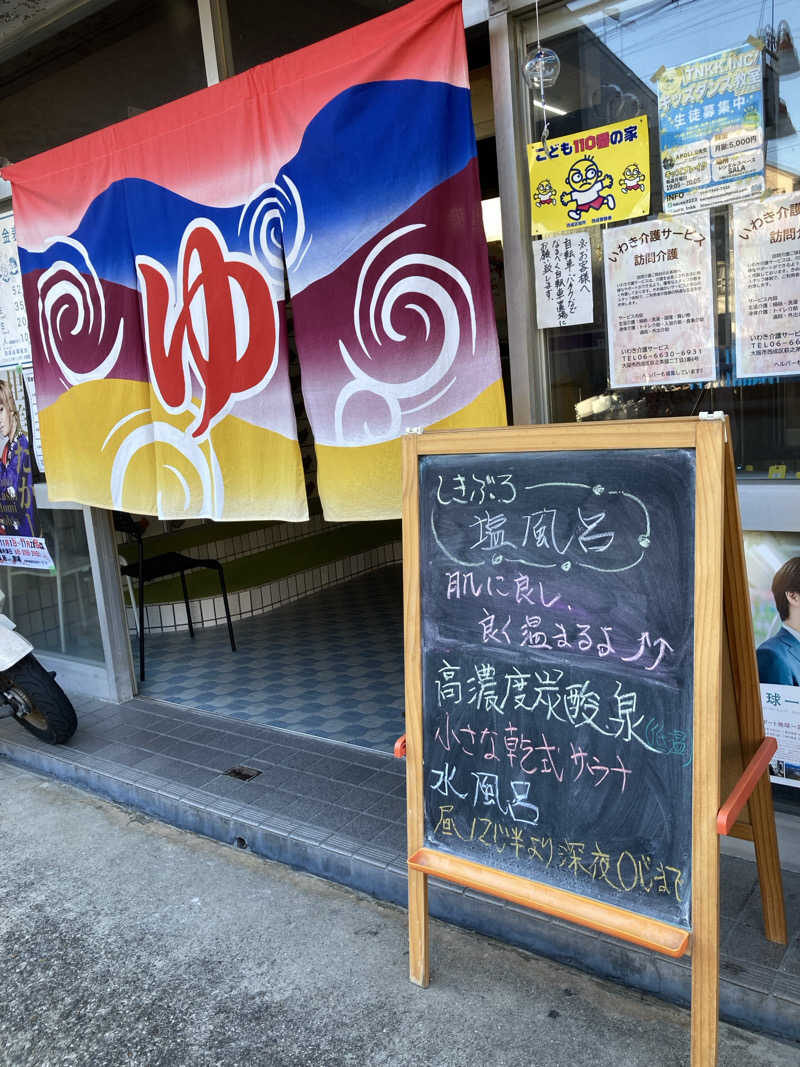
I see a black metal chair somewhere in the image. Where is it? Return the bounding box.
[114,513,236,682]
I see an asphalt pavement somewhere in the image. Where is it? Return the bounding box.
[0,758,796,1067]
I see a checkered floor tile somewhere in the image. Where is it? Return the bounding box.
[134,565,405,753]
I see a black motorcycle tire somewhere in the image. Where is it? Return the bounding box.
[2,653,77,744]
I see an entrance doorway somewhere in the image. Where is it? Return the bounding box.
[117,515,404,753]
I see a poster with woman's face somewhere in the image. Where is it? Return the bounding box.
[0,373,52,569]
[745,532,800,788]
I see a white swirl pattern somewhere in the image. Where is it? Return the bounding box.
[238,175,312,296]
[37,236,124,386]
[335,223,476,445]
[103,407,225,520]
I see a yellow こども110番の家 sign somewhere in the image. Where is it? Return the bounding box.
[528,115,650,236]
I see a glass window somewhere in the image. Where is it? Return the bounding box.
[0,507,103,663]
[0,0,206,162]
[469,26,512,422]
[521,1,800,476]
[226,1,409,73]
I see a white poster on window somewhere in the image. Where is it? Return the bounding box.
[0,210,30,367]
[532,232,594,328]
[603,211,716,388]
[733,191,800,380]
[760,684,800,789]
[0,209,44,474]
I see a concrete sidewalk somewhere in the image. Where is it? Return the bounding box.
[0,760,797,1067]
[4,692,800,1045]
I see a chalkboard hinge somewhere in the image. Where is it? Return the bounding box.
[699,410,728,440]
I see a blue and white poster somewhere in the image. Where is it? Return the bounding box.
[657,43,765,214]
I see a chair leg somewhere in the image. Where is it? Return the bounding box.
[180,569,194,639]
[138,540,145,682]
[217,566,236,652]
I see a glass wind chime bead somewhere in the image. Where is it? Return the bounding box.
[523,47,561,90]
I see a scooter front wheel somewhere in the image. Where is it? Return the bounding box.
[2,654,77,745]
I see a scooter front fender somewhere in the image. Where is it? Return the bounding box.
[0,618,33,671]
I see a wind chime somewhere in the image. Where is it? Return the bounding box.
[523,0,560,150]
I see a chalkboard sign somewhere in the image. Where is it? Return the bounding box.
[418,448,696,928]
[403,420,787,1066]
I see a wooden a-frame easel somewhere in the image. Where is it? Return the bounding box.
[401,416,787,1067]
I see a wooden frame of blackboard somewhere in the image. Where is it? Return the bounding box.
[401,416,786,1067]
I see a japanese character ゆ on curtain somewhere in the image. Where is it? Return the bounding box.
[2,0,506,522]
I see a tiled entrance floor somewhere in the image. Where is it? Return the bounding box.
[133,565,405,753]
[1,692,800,1047]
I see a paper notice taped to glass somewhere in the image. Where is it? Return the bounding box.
[657,44,765,213]
[532,232,594,329]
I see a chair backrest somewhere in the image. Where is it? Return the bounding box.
[113,511,143,543]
